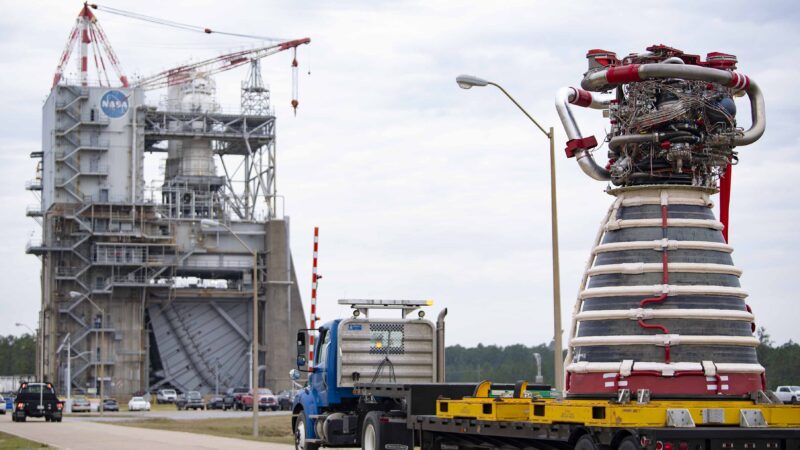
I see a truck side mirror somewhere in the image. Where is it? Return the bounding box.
[296,331,308,368]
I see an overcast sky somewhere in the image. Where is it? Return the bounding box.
[1,0,799,348]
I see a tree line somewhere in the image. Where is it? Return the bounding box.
[0,329,796,390]
[445,328,799,390]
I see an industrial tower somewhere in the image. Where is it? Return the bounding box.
[27,4,308,396]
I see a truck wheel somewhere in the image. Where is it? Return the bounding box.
[617,437,641,450]
[295,411,319,450]
[362,411,383,450]
[792,396,797,404]
[575,435,600,450]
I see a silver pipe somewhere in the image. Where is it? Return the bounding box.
[608,133,660,150]
[555,87,582,140]
[581,64,765,146]
[436,308,447,383]
[555,87,611,181]
[662,56,685,64]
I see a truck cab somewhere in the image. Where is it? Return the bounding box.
[291,299,445,450]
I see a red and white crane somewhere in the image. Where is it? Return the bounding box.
[52,3,128,89]
[51,3,310,112]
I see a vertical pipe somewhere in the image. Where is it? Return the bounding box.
[66,338,71,413]
[720,164,732,243]
[309,227,319,368]
[252,251,259,437]
[549,128,564,393]
[435,308,447,382]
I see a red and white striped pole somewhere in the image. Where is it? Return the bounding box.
[79,4,92,87]
[309,227,319,368]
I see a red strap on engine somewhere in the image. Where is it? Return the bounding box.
[606,64,641,84]
[565,136,598,158]
[571,88,593,107]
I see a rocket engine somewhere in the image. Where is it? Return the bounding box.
[556,45,766,399]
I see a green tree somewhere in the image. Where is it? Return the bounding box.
[0,334,36,376]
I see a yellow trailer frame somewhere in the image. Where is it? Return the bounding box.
[436,381,800,429]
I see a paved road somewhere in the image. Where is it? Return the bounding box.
[0,413,294,449]
[67,408,291,422]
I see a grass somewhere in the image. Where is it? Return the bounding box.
[113,414,294,444]
[0,431,51,450]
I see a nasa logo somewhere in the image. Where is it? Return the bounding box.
[100,90,129,118]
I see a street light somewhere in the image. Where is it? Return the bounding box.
[201,218,260,437]
[68,291,105,416]
[456,74,564,393]
[15,323,41,381]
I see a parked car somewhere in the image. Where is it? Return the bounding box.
[11,382,63,422]
[206,396,224,410]
[241,388,278,411]
[128,396,151,411]
[102,398,119,412]
[71,397,91,413]
[175,391,205,410]
[156,388,178,404]
[277,390,297,411]
[775,386,800,404]
[223,386,250,410]
[0,394,6,415]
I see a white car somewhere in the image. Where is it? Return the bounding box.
[0,395,6,414]
[775,386,800,404]
[128,396,151,411]
[156,389,178,404]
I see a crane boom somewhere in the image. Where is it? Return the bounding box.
[133,38,310,90]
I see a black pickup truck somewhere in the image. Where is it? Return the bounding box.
[11,382,63,422]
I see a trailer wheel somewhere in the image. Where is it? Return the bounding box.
[362,411,382,450]
[575,435,601,450]
[295,411,319,450]
[617,437,641,450]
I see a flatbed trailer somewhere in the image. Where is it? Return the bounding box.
[353,381,800,450]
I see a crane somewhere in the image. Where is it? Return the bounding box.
[52,3,310,113]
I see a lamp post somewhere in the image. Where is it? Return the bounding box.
[68,291,106,415]
[201,219,260,437]
[16,322,42,382]
[456,75,564,393]
[56,333,72,413]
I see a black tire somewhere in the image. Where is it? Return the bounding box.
[45,416,51,422]
[294,410,319,450]
[617,436,641,450]
[792,396,797,404]
[575,435,600,450]
[362,411,383,450]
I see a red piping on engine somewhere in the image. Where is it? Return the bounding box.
[720,163,732,243]
[637,204,672,363]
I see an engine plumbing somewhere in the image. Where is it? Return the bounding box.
[556,44,765,187]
